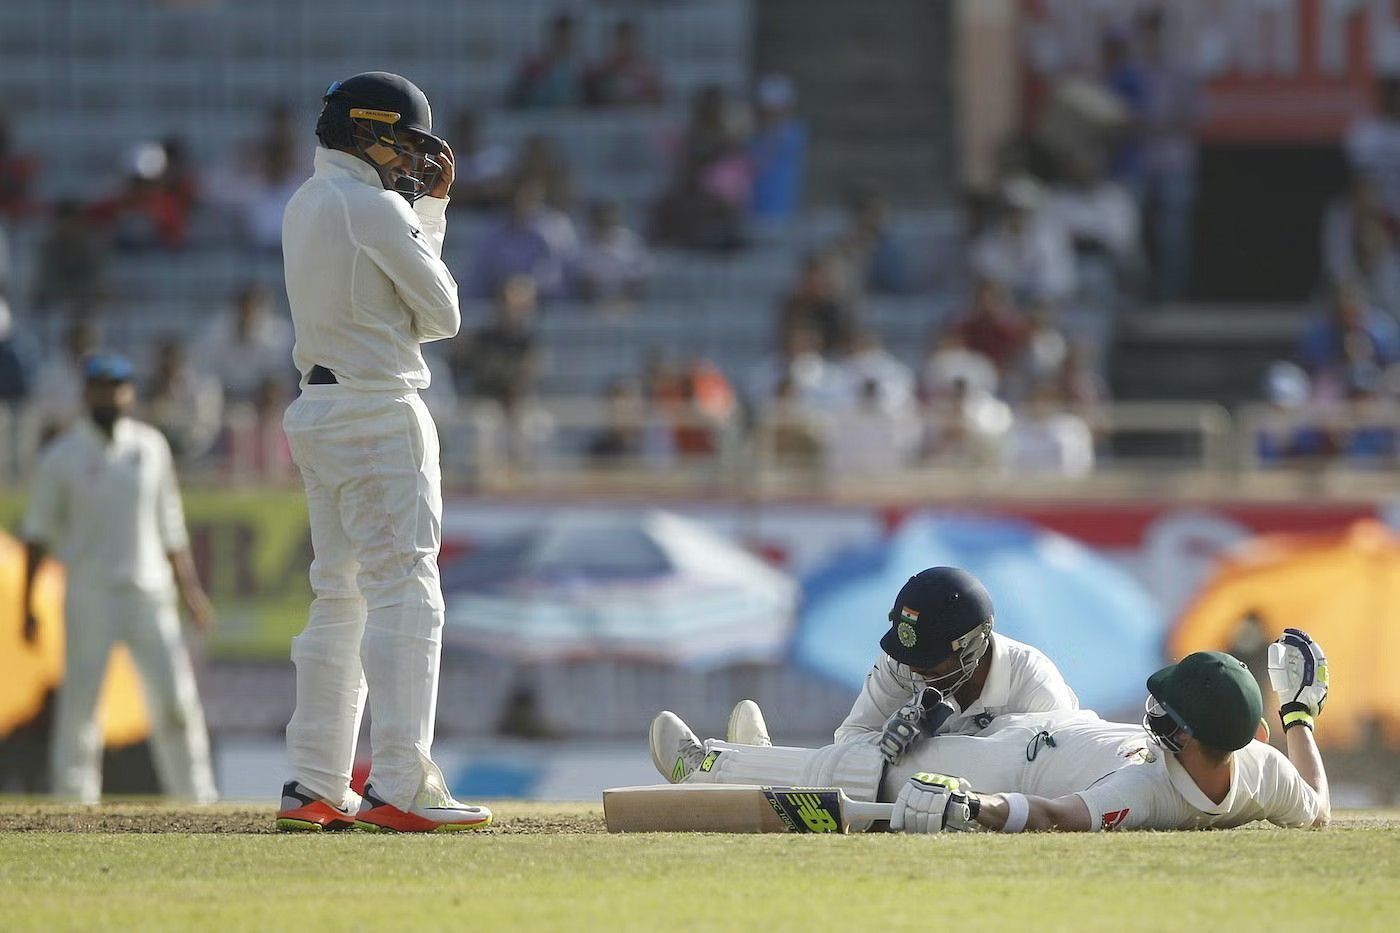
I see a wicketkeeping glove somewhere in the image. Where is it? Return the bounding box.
[1267,627,1329,732]
[878,687,959,764]
[889,772,977,834]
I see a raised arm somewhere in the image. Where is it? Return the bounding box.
[1268,628,1332,828]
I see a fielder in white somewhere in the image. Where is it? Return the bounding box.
[21,353,217,804]
[653,633,1332,832]
[723,567,1078,768]
[276,71,489,833]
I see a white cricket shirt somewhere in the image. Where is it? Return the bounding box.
[282,147,460,392]
[22,417,189,592]
[834,632,1080,742]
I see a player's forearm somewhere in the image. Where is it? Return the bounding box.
[1285,726,1331,828]
[972,792,1091,832]
[167,549,203,594]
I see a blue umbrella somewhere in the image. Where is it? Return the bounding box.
[794,513,1165,716]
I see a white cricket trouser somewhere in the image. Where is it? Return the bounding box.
[51,582,217,804]
[282,384,452,811]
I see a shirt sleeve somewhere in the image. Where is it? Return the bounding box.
[155,436,190,553]
[358,193,461,343]
[1260,745,1323,828]
[834,655,908,743]
[22,446,67,545]
[1074,765,1166,832]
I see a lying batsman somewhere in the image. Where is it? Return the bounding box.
[652,630,1331,832]
[724,567,1079,766]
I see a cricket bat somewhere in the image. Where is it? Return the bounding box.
[603,784,894,833]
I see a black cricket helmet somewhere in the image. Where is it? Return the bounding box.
[316,71,445,202]
[880,566,994,693]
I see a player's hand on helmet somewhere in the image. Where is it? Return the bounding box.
[428,140,454,199]
[1267,628,1328,729]
[890,773,975,834]
[878,687,937,763]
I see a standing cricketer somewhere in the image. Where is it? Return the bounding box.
[21,353,217,804]
[275,72,490,832]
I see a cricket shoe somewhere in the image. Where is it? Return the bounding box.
[726,699,772,747]
[650,710,708,783]
[276,781,357,832]
[354,783,493,833]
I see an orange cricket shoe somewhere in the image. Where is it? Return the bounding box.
[276,781,357,832]
[354,783,493,833]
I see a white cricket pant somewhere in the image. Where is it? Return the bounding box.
[51,582,217,804]
[283,385,451,811]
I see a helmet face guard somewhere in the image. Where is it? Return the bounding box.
[347,107,443,203]
[1143,693,1192,753]
[900,620,992,696]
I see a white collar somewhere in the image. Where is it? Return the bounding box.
[314,146,384,189]
[1164,750,1237,816]
[77,415,135,449]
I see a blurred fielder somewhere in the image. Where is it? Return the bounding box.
[654,632,1331,832]
[724,567,1079,763]
[21,353,217,804]
[276,72,490,832]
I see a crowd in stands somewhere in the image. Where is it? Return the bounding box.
[0,4,1395,484]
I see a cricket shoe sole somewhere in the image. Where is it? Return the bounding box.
[354,784,493,833]
[276,781,357,832]
[726,699,772,747]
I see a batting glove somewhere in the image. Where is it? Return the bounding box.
[1267,628,1329,731]
[878,687,958,764]
[890,773,976,834]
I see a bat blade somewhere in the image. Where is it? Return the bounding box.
[603,784,893,833]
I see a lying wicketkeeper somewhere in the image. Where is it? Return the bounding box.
[651,631,1331,832]
[725,566,1079,766]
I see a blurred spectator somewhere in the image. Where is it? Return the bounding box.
[31,320,99,436]
[142,336,224,463]
[1297,280,1400,401]
[1052,341,1110,413]
[448,110,513,210]
[747,74,807,225]
[584,19,665,108]
[32,200,106,316]
[236,138,305,252]
[923,376,1012,467]
[1321,172,1400,317]
[970,176,1076,307]
[575,200,652,307]
[949,277,1031,374]
[511,134,575,211]
[835,189,911,295]
[587,377,674,467]
[922,331,999,401]
[1005,309,1069,401]
[1346,76,1400,227]
[88,142,190,251]
[746,325,844,412]
[1002,380,1095,477]
[837,330,916,414]
[450,274,540,406]
[648,356,737,458]
[508,11,585,109]
[222,376,293,481]
[825,377,920,478]
[196,284,295,403]
[1255,361,1327,465]
[0,297,31,407]
[1332,366,1397,466]
[1116,8,1203,301]
[471,179,579,299]
[649,157,746,252]
[1044,145,1141,302]
[0,117,39,219]
[759,376,825,469]
[777,250,858,356]
[0,221,11,298]
[160,135,201,217]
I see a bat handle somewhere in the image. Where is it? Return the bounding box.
[845,799,896,826]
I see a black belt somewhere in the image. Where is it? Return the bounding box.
[308,365,338,385]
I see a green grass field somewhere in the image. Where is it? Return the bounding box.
[1,803,1397,931]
